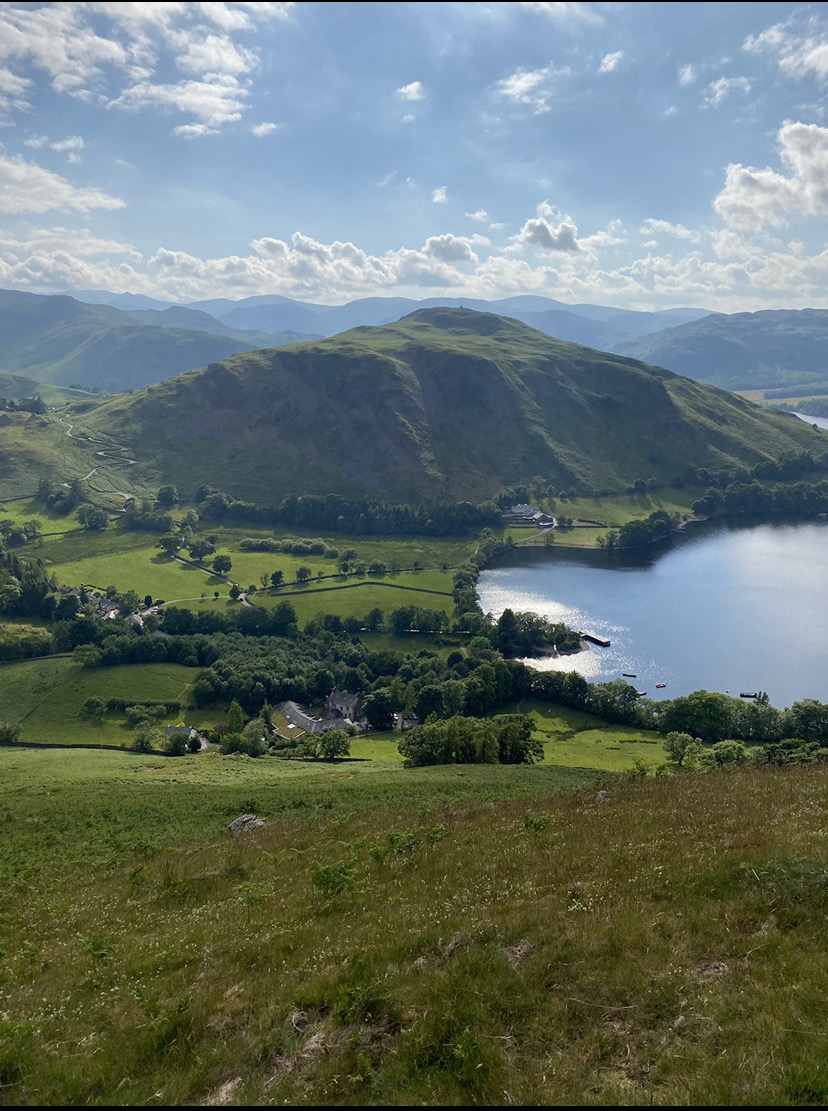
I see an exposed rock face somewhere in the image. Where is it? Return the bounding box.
[228,814,265,835]
[595,790,611,804]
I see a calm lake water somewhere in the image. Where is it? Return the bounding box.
[477,520,828,710]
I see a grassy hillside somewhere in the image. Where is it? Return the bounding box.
[618,308,828,391]
[80,308,824,505]
[0,289,266,393]
[1,748,827,1105]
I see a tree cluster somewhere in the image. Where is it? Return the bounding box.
[398,713,542,767]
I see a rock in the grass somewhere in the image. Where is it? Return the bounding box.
[228,813,265,836]
[595,790,611,803]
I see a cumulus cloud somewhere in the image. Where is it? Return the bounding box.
[678,63,696,86]
[9,213,828,313]
[639,218,699,241]
[432,185,448,204]
[109,74,249,130]
[598,51,623,74]
[744,17,828,83]
[702,75,751,107]
[713,120,828,230]
[250,121,279,137]
[0,66,29,95]
[0,3,289,134]
[175,33,257,76]
[424,233,482,264]
[465,210,489,222]
[397,80,425,101]
[496,62,571,113]
[0,154,125,214]
[516,215,580,251]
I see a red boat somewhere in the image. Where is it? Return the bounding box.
[655,682,667,689]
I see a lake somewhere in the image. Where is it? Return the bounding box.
[477,520,828,710]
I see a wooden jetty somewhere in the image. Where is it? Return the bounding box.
[581,632,611,648]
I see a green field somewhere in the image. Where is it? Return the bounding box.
[1,746,828,1105]
[0,659,208,746]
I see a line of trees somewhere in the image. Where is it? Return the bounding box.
[191,487,503,536]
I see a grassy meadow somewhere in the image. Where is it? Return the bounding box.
[1,747,828,1105]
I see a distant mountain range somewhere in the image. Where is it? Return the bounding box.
[68,288,711,350]
[79,308,823,505]
[0,289,320,393]
[7,286,828,401]
[617,309,828,392]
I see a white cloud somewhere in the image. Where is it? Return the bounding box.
[109,74,248,129]
[23,135,49,148]
[678,63,696,86]
[0,67,29,95]
[11,215,828,313]
[424,234,481,264]
[173,122,218,138]
[639,218,698,242]
[402,113,415,124]
[50,134,85,163]
[465,210,489,222]
[175,33,257,76]
[397,80,425,101]
[432,185,448,204]
[250,121,279,137]
[496,63,571,113]
[0,3,287,133]
[0,154,125,214]
[702,75,752,108]
[713,120,828,230]
[0,4,126,94]
[744,18,828,84]
[50,135,84,153]
[598,51,623,74]
[521,2,604,25]
[516,215,580,252]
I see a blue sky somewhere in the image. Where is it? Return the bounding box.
[3,1,828,310]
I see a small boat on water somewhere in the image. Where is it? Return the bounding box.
[635,690,647,698]
[740,692,758,699]
[655,682,667,689]
[622,672,637,678]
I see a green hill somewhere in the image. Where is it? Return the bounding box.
[80,308,824,504]
[0,289,305,393]
[617,308,828,392]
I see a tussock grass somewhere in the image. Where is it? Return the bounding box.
[1,750,827,1105]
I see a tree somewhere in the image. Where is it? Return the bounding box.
[363,688,395,731]
[664,731,694,767]
[157,534,181,558]
[189,538,217,561]
[157,485,179,506]
[364,607,383,632]
[82,696,105,724]
[229,583,241,600]
[164,732,187,756]
[296,565,312,583]
[131,722,158,753]
[76,505,109,530]
[0,722,20,745]
[227,699,246,734]
[212,554,232,575]
[318,729,351,760]
[270,570,284,588]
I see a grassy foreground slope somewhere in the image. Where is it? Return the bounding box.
[1,749,827,1105]
[82,308,823,504]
